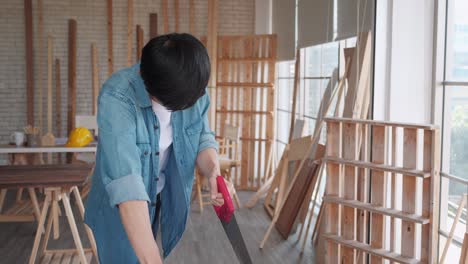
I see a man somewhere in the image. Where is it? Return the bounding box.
[84,33,225,263]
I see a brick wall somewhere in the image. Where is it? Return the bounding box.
[0,0,254,164]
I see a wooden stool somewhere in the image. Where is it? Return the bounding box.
[0,164,98,264]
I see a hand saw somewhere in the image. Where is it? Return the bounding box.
[213,176,253,264]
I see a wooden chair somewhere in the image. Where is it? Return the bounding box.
[194,124,242,212]
[0,164,98,264]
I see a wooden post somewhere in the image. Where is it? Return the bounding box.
[288,49,300,143]
[401,128,418,259]
[161,0,169,33]
[369,125,387,263]
[149,13,158,39]
[37,0,44,131]
[207,0,218,137]
[67,20,77,136]
[47,36,53,134]
[174,0,180,32]
[127,0,133,66]
[189,0,195,33]
[136,25,144,61]
[55,58,61,163]
[107,0,113,76]
[54,59,61,138]
[24,0,34,126]
[91,43,99,116]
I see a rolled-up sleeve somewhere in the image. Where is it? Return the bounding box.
[98,91,150,207]
[198,92,219,153]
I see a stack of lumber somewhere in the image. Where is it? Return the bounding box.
[248,31,373,252]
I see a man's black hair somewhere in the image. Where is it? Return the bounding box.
[140,33,210,111]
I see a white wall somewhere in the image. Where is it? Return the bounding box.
[374,0,435,124]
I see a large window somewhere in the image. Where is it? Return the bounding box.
[275,43,339,160]
[439,0,468,262]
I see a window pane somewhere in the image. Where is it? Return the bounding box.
[446,0,468,81]
[305,79,324,118]
[277,110,291,143]
[443,86,468,187]
[277,79,293,111]
[278,61,295,78]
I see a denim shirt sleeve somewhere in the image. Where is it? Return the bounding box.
[198,92,219,153]
[98,91,150,207]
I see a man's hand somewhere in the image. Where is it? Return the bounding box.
[208,176,235,207]
[197,148,235,207]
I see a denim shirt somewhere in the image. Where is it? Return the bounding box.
[84,64,218,260]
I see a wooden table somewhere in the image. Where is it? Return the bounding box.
[0,144,97,154]
[0,144,97,224]
[0,164,97,264]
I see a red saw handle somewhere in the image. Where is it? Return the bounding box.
[213,176,235,222]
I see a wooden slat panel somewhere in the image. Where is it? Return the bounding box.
[215,35,276,191]
[401,128,418,258]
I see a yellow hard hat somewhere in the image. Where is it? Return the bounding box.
[66,127,93,147]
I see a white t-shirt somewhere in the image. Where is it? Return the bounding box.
[151,100,173,194]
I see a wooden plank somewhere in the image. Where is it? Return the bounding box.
[47,36,53,134]
[91,43,99,116]
[441,195,466,263]
[341,122,358,263]
[24,0,34,126]
[207,0,218,130]
[161,0,169,33]
[323,234,420,264]
[325,121,341,263]
[325,157,430,178]
[127,0,133,66]
[422,129,440,263]
[107,0,113,76]
[288,49,300,143]
[324,117,438,130]
[323,196,429,224]
[401,128,417,258]
[342,32,372,118]
[275,145,325,239]
[189,0,195,33]
[136,25,144,61]
[67,19,77,136]
[370,125,387,264]
[37,0,45,131]
[174,0,180,32]
[149,13,158,39]
[241,38,252,189]
[217,82,274,88]
[54,59,61,138]
[460,233,468,264]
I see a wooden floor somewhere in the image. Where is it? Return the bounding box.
[0,191,316,263]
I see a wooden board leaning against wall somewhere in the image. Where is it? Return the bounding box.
[215,34,277,191]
